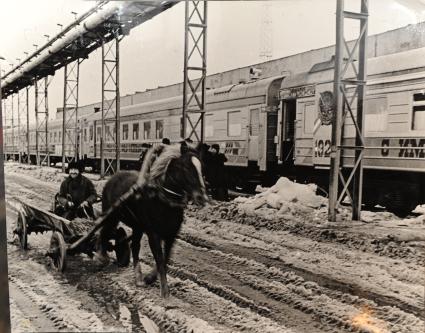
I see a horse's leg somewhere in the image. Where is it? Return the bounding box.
[143,235,175,285]
[147,232,169,298]
[95,219,117,264]
[131,231,143,287]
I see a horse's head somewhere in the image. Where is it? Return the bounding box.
[149,143,209,207]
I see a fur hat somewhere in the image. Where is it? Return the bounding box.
[67,160,85,173]
[211,144,220,151]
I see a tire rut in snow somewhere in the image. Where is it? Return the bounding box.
[186,204,423,264]
[177,233,424,326]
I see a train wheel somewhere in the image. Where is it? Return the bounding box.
[49,232,67,272]
[114,227,130,267]
[17,211,28,250]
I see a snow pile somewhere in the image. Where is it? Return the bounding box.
[5,162,65,183]
[360,205,425,225]
[235,177,326,217]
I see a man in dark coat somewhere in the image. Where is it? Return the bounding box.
[198,143,212,188]
[139,143,152,170]
[209,144,229,201]
[57,160,97,220]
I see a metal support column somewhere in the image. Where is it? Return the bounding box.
[35,76,50,166]
[17,88,28,164]
[328,0,368,221]
[100,33,120,177]
[26,87,30,164]
[61,59,81,172]
[182,0,208,142]
[10,94,15,161]
[3,97,13,161]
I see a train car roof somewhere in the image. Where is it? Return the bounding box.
[81,75,284,122]
[280,46,425,90]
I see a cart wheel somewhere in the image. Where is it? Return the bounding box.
[49,232,67,272]
[115,227,130,267]
[17,211,28,250]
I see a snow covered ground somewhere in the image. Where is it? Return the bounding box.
[4,162,425,333]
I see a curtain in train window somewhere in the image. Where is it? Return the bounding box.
[132,123,139,140]
[143,121,151,139]
[227,111,242,136]
[412,93,425,130]
[364,97,387,132]
[105,125,111,141]
[122,124,129,140]
[156,120,164,139]
[205,114,214,138]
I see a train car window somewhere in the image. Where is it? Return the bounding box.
[122,124,129,141]
[84,128,87,142]
[96,126,101,140]
[89,126,93,141]
[132,123,139,140]
[365,97,387,132]
[227,111,242,137]
[303,103,316,134]
[156,120,164,139]
[205,114,214,138]
[412,93,425,130]
[143,121,151,140]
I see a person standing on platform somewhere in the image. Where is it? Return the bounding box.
[209,144,229,201]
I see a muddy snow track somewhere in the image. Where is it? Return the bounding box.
[5,169,425,333]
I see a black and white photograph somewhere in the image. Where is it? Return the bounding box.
[0,0,424,332]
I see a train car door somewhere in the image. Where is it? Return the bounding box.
[248,107,260,161]
[280,99,296,166]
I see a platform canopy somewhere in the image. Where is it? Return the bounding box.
[1,0,178,98]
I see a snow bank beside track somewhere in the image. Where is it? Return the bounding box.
[235,177,326,217]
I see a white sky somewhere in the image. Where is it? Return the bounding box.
[2,0,425,118]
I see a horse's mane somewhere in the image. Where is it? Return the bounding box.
[136,144,182,187]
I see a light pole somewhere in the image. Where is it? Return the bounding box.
[0,54,11,333]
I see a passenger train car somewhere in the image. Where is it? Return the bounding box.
[4,46,425,215]
[278,47,425,215]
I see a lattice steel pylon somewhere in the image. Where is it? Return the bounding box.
[328,0,368,221]
[3,96,14,161]
[62,59,82,172]
[182,0,208,142]
[100,33,120,177]
[17,88,29,164]
[35,76,50,167]
[259,2,273,60]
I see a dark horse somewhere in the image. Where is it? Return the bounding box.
[98,143,208,297]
